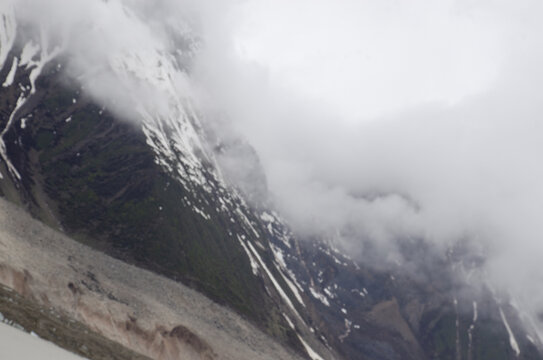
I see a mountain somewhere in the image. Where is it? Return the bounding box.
[0,2,542,359]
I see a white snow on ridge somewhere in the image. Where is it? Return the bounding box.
[270,244,287,268]
[277,266,305,307]
[309,287,330,307]
[260,212,275,223]
[19,41,40,67]
[236,208,260,238]
[246,241,303,320]
[2,56,17,87]
[297,335,325,360]
[0,10,63,182]
[0,94,26,180]
[27,26,64,95]
[324,287,337,299]
[0,2,16,71]
[282,313,295,330]
[237,235,259,275]
[192,205,210,220]
[500,307,521,357]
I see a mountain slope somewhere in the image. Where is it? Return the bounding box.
[0,195,303,360]
[0,2,542,360]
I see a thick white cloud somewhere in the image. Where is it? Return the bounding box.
[229,0,504,121]
[196,0,543,330]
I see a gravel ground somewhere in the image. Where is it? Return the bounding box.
[0,197,303,360]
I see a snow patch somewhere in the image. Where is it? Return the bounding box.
[192,205,210,220]
[237,236,259,275]
[260,212,275,223]
[19,41,40,67]
[0,94,26,179]
[2,56,17,87]
[297,335,325,360]
[277,266,305,307]
[236,208,260,238]
[246,241,302,318]
[500,307,520,357]
[282,313,295,330]
[339,318,352,342]
[324,287,336,299]
[309,287,330,307]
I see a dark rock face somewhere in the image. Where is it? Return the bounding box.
[0,53,287,340]
[1,16,542,360]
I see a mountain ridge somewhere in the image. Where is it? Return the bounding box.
[0,3,542,359]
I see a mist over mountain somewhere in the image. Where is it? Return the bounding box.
[1,0,543,359]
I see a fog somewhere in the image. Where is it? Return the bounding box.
[200,0,543,302]
[7,0,543,332]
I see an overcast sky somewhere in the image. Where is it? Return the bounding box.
[230,0,504,121]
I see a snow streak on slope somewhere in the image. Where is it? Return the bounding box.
[0,4,64,180]
[500,307,521,357]
[1,55,17,87]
